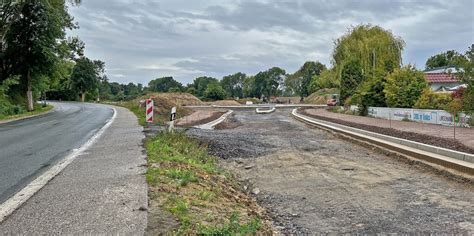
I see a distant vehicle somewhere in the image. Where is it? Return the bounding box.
[326,94,340,106]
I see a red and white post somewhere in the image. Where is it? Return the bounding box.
[146,99,154,123]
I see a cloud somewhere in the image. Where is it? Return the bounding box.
[68,0,474,85]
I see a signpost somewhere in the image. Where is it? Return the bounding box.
[168,106,177,133]
[146,99,154,124]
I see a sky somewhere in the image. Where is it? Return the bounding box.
[68,0,474,85]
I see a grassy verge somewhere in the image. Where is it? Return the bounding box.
[0,104,53,121]
[146,132,270,234]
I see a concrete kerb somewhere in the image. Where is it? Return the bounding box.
[194,110,233,130]
[256,107,276,114]
[292,109,474,176]
[186,104,327,110]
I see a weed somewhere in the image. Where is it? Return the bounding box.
[197,190,216,201]
[165,168,199,186]
[197,212,262,235]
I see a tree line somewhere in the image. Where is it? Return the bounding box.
[0,0,109,117]
[1,2,471,119]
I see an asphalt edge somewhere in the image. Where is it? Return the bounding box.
[292,109,474,178]
[0,107,118,223]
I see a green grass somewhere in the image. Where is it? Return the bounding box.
[145,131,266,234]
[197,212,262,235]
[0,104,53,121]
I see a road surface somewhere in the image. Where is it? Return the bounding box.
[0,103,147,234]
[0,102,113,204]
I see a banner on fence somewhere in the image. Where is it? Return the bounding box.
[368,107,470,127]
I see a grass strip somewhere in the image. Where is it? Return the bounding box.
[146,131,270,234]
[0,104,53,121]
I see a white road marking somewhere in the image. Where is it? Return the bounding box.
[0,108,117,223]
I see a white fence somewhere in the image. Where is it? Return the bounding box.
[368,107,471,127]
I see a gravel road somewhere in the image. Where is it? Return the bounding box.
[187,109,474,234]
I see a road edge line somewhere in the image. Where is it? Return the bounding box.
[0,107,118,223]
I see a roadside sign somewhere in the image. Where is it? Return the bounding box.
[170,106,177,121]
[146,99,154,123]
[455,113,460,123]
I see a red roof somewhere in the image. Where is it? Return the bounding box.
[424,73,458,83]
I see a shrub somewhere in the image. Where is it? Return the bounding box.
[414,89,453,110]
[384,65,428,108]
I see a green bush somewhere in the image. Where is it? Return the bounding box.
[414,89,452,110]
[384,65,428,108]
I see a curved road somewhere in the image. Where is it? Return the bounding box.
[0,102,114,204]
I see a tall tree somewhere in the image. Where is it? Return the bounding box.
[286,61,326,101]
[70,57,104,102]
[425,50,468,70]
[148,76,183,93]
[221,72,245,98]
[253,67,286,99]
[192,76,218,98]
[340,59,364,103]
[332,24,404,106]
[2,0,77,110]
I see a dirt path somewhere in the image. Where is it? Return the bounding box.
[187,109,474,234]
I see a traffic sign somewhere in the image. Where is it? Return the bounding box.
[146,99,154,123]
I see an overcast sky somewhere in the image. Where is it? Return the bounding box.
[68,0,474,85]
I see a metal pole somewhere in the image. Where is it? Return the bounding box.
[390,109,392,129]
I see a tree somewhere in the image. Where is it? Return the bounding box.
[204,82,226,100]
[352,69,388,115]
[309,69,338,93]
[456,44,474,115]
[148,76,183,93]
[286,61,326,101]
[253,67,286,99]
[192,76,218,98]
[340,59,364,103]
[2,0,78,110]
[70,57,103,102]
[4,1,57,110]
[425,50,468,70]
[332,24,404,106]
[384,65,428,108]
[221,72,245,98]
[333,25,404,79]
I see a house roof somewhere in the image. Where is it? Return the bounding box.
[424,73,458,84]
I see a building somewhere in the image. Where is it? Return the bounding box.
[424,66,461,92]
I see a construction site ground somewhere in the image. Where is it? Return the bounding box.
[187,109,474,234]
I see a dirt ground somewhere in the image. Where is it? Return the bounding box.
[187,109,474,234]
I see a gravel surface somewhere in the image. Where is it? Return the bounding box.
[187,109,474,234]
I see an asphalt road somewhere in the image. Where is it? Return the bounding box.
[0,102,114,204]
